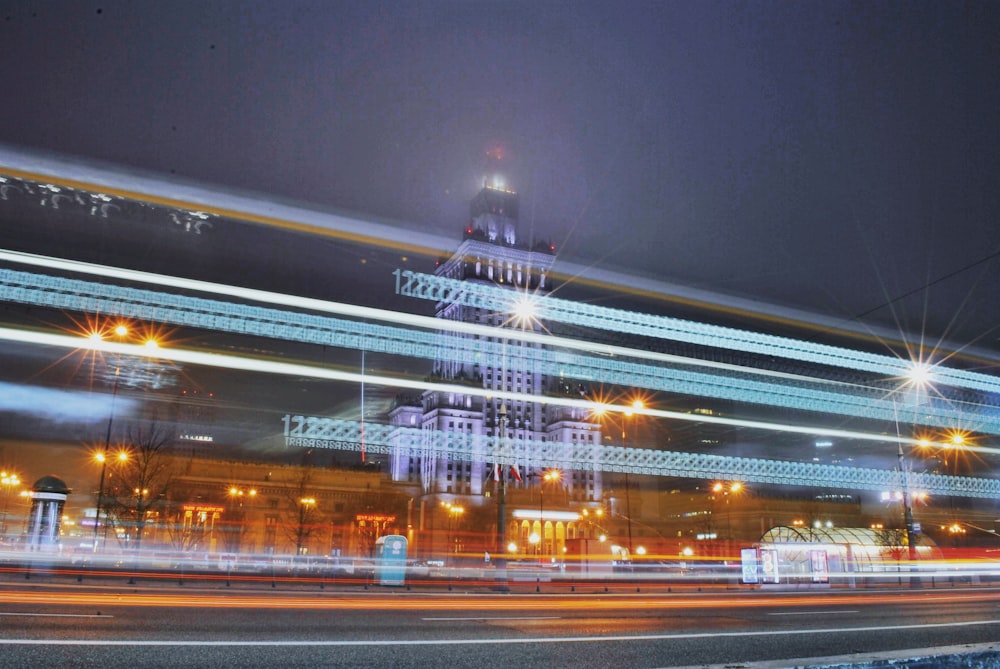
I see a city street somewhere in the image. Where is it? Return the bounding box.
[1,578,1000,668]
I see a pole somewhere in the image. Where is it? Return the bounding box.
[897,442,920,586]
[93,363,120,552]
[623,424,633,557]
[539,480,544,561]
[494,403,509,591]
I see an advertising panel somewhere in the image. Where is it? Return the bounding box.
[740,547,759,584]
[809,550,829,583]
[760,548,779,584]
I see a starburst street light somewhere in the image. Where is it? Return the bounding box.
[92,449,128,550]
[536,469,561,558]
[83,320,164,551]
[589,396,646,557]
[892,358,935,586]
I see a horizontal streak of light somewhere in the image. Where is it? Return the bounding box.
[422,616,561,621]
[2,621,1000,647]
[14,267,979,434]
[767,610,858,616]
[398,271,1000,394]
[0,612,114,618]
[0,249,881,392]
[0,159,448,262]
[0,324,986,454]
[0,590,995,612]
[10,251,998,436]
[0,150,932,361]
[6,148,992,367]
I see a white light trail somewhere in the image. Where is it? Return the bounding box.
[0,380,136,422]
[0,249,878,392]
[2,325,992,454]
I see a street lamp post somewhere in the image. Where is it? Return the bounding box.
[443,503,464,562]
[296,497,316,555]
[537,470,560,560]
[891,361,933,587]
[622,399,644,558]
[92,449,128,551]
[89,323,136,552]
[227,486,257,553]
[897,444,918,561]
[494,403,509,591]
[711,481,744,555]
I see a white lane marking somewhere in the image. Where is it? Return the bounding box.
[0,612,114,619]
[768,610,858,616]
[0,618,998,646]
[422,616,561,621]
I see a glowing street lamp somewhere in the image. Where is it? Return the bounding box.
[296,497,316,555]
[85,322,163,551]
[623,399,644,556]
[711,481,745,549]
[92,449,128,551]
[538,469,561,558]
[892,361,933,586]
[442,502,465,560]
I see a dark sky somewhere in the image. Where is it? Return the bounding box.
[1,1,998,358]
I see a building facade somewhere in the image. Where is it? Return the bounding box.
[388,153,607,559]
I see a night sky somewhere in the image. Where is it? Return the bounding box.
[1,1,998,358]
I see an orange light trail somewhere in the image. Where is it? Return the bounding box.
[1,588,998,612]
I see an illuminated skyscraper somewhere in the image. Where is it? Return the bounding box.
[389,152,604,509]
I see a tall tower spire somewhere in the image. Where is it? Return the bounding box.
[467,147,518,246]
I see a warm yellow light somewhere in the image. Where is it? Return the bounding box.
[636,546,647,555]
[117,451,129,462]
[248,489,257,496]
[712,482,724,493]
[229,487,239,496]
[95,452,106,464]
[114,325,129,338]
[144,339,159,349]
[543,470,561,483]
[598,534,607,542]
[730,482,743,494]
[506,541,518,553]
[949,433,966,447]
[623,398,646,417]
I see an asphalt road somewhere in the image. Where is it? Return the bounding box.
[1,577,1000,668]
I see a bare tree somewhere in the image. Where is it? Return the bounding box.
[104,423,175,553]
[283,470,322,556]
